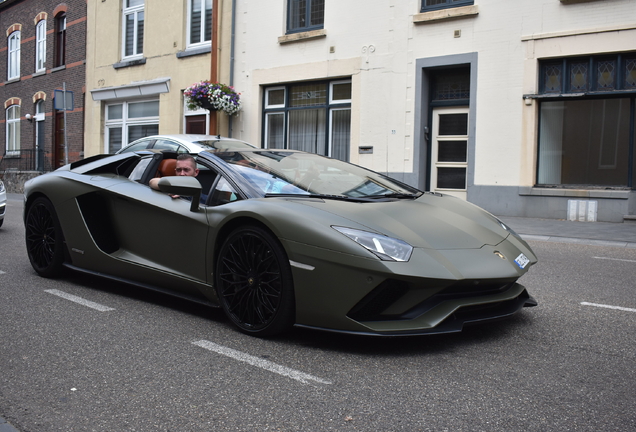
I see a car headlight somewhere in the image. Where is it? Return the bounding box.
[332,226,413,262]
[495,218,521,238]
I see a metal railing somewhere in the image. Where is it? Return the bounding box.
[0,149,52,173]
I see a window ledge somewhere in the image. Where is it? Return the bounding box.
[560,0,601,4]
[177,45,211,59]
[520,187,631,200]
[414,5,479,24]
[278,29,326,44]
[51,65,66,73]
[113,57,147,69]
[4,77,20,85]
[32,70,46,78]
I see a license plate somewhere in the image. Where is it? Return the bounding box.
[515,253,530,269]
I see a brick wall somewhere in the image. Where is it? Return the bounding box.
[0,0,87,180]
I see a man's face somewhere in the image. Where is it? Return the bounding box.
[175,159,199,177]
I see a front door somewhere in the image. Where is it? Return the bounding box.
[54,112,65,168]
[430,106,469,200]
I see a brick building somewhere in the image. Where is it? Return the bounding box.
[0,0,86,192]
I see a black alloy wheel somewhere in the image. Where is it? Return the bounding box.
[216,225,295,336]
[25,197,66,278]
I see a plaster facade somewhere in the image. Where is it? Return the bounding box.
[84,0,234,156]
[229,0,636,222]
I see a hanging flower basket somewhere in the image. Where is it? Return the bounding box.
[184,81,242,116]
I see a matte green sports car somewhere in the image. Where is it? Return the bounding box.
[24,144,537,337]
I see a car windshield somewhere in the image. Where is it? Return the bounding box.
[216,150,421,199]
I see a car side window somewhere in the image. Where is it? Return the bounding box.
[121,141,153,153]
[209,177,240,206]
[153,139,180,152]
[128,157,154,182]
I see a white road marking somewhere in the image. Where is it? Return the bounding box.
[192,340,332,385]
[0,270,5,275]
[592,256,636,263]
[45,289,115,312]
[581,302,636,313]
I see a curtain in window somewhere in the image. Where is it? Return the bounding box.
[6,106,20,153]
[190,0,212,44]
[266,113,285,149]
[128,124,159,144]
[289,109,326,154]
[36,22,46,71]
[8,32,20,79]
[538,99,630,186]
[331,109,350,161]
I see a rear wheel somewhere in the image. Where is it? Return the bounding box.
[215,225,295,336]
[25,197,66,278]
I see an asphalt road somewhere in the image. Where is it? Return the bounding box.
[1,195,635,432]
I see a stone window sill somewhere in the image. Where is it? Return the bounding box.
[278,29,326,44]
[176,45,211,59]
[113,58,147,69]
[519,187,631,200]
[413,5,479,24]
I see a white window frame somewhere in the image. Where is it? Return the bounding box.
[36,20,47,73]
[187,0,212,49]
[329,80,352,104]
[104,99,159,153]
[122,0,144,60]
[5,105,20,156]
[7,31,20,80]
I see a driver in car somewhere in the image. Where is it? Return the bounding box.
[150,154,206,202]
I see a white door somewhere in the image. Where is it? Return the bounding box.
[430,107,469,200]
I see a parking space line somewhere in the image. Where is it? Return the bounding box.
[192,340,332,385]
[581,302,636,313]
[592,256,636,263]
[45,289,115,312]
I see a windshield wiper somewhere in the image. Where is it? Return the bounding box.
[264,193,375,202]
[364,192,420,199]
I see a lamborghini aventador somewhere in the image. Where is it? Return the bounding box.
[24,143,537,337]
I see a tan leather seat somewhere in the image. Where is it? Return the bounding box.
[157,158,177,177]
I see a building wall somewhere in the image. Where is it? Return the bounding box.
[230,0,636,222]
[0,0,87,190]
[84,0,234,157]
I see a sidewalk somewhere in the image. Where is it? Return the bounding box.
[499,216,636,248]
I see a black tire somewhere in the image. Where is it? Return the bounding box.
[215,225,295,336]
[25,197,66,278]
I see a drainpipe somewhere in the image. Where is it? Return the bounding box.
[228,0,236,137]
[209,0,219,135]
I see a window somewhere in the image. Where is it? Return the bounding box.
[105,100,159,153]
[263,80,351,161]
[7,31,20,80]
[54,13,66,67]
[287,0,324,34]
[5,105,20,156]
[188,0,212,48]
[123,0,144,58]
[536,54,636,188]
[36,20,47,72]
[421,0,474,12]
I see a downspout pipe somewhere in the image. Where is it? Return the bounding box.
[228,0,237,137]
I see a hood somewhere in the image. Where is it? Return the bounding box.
[295,193,508,250]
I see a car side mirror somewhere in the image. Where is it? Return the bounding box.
[157,176,202,212]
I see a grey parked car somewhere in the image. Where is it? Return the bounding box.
[116,134,255,155]
[0,180,6,228]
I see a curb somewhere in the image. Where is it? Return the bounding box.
[0,417,20,432]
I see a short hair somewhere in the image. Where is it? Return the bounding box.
[176,153,197,167]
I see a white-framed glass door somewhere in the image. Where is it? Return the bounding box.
[431,106,469,200]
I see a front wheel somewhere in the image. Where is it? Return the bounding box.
[25,197,66,278]
[215,225,295,337]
